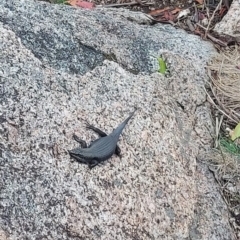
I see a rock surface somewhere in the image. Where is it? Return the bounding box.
[214,0,240,38]
[0,0,235,239]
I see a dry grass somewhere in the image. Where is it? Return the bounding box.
[206,46,240,238]
[207,46,240,125]
[204,147,240,236]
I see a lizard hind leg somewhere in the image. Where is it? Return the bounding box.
[73,134,87,148]
[85,122,107,137]
[115,145,121,156]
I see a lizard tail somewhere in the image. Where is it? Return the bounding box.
[112,109,137,138]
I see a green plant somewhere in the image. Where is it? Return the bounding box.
[219,137,240,156]
[54,0,67,4]
[157,57,167,74]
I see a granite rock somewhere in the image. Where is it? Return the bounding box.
[214,0,240,38]
[0,0,234,239]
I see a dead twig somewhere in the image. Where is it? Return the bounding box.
[196,22,208,31]
[203,85,238,124]
[205,0,223,38]
[100,0,153,7]
[207,33,228,46]
[215,115,224,148]
[208,80,239,123]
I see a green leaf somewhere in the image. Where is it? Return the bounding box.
[158,57,167,74]
[55,0,67,4]
[220,137,240,155]
[231,123,240,141]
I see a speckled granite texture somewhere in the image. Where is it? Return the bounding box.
[0,0,235,239]
[214,0,240,38]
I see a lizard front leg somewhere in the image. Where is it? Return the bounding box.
[86,122,107,137]
[88,158,100,169]
[73,134,87,148]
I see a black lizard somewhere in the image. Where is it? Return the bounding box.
[68,110,136,169]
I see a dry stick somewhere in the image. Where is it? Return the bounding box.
[100,1,153,7]
[186,19,195,32]
[193,3,199,22]
[215,115,224,148]
[197,24,227,45]
[215,117,219,148]
[219,53,225,75]
[196,23,208,31]
[100,2,139,7]
[203,86,238,124]
[233,110,240,119]
[203,0,210,18]
[207,33,227,46]
[209,81,239,123]
[205,0,223,38]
